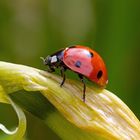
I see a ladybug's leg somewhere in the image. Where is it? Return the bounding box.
[60,66,66,87]
[78,74,86,102]
[47,66,55,73]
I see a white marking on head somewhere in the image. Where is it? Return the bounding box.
[51,55,57,63]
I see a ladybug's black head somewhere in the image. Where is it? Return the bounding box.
[45,55,52,65]
[41,49,64,67]
[41,55,59,66]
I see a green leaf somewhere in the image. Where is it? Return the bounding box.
[0,61,140,140]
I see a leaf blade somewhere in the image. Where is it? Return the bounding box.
[0,61,140,140]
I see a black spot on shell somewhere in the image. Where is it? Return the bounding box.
[75,61,81,68]
[90,52,94,57]
[97,70,103,79]
[87,52,94,58]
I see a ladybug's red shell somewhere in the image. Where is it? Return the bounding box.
[63,46,108,87]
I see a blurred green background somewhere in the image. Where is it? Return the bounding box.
[0,0,140,139]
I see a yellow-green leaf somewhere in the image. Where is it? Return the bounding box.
[0,61,140,140]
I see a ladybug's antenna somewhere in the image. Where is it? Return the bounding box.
[40,57,45,61]
[40,57,46,65]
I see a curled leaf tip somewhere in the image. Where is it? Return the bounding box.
[0,124,18,135]
[0,85,26,139]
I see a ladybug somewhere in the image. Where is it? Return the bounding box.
[41,45,108,102]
